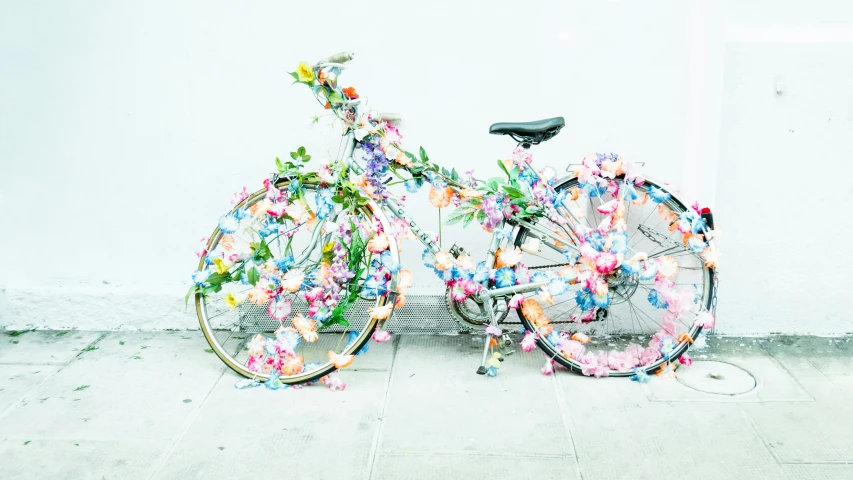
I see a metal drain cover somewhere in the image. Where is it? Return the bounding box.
[676,361,757,395]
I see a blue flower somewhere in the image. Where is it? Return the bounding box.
[472,262,490,282]
[495,224,514,241]
[576,290,594,311]
[362,276,387,298]
[380,250,400,273]
[648,289,668,309]
[275,256,294,272]
[486,366,498,377]
[638,262,658,281]
[581,182,608,198]
[630,368,650,383]
[233,208,248,221]
[621,260,642,274]
[691,215,707,234]
[315,188,335,220]
[554,189,567,208]
[563,250,579,265]
[688,236,707,253]
[610,232,629,254]
[495,267,516,288]
[659,336,676,359]
[647,185,671,204]
[619,182,638,201]
[192,270,210,286]
[592,293,610,309]
[218,214,240,234]
[531,271,548,283]
[347,331,369,356]
[518,167,538,185]
[425,171,447,190]
[588,232,606,252]
[265,372,285,390]
[422,249,436,269]
[547,278,569,296]
[404,178,424,193]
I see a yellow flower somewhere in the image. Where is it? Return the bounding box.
[296,62,314,83]
[212,258,231,274]
[224,291,246,310]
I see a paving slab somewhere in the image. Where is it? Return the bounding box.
[372,453,581,480]
[556,372,787,480]
[642,356,813,402]
[153,369,388,480]
[379,335,574,457]
[0,332,226,441]
[782,464,853,480]
[0,330,104,364]
[0,364,62,413]
[0,438,167,480]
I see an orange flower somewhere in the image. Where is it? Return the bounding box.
[292,314,318,343]
[571,332,590,344]
[397,269,413,292]
[539,324,553,336]
[280,354,305,376]
[248,286,270,305]
[428,186,453,208]
[367,233,390,253]
[570,187,582,201]
[677,332,694,344]
[369,304,393,321]
[521,298,547,325]
[328,350,354,369]
[395,152,413,167]
[395,294,406,308]
[342,86,359,99]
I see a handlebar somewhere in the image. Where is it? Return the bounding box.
[322,51,356,64]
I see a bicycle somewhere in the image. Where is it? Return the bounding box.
[190,51,719,388]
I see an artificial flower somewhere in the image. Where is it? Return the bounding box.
[280,354,305,376]
[520,332,537,352]
[497,247,523,268]
[223,291,246,310]
[296,62,314,82]
[428,185,453,208]
[369,304,393,320]
[372,329,392,342]
[282,269,305,292]
[292,314,318,342]
[342,86,359,99]
[267,297,293,321]
[328,350,354,369]
[367,233,390,253]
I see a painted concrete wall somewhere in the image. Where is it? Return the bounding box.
[1,1,851,333]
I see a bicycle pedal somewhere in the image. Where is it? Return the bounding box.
[476,366,487,375]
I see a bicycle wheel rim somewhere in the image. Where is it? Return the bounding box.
[195,180,392,384]
[514,175,715,377]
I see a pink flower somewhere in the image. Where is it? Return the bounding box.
[231,186,250,205]
[594,252,618,274]
[596,199,620,215]
[693,311,715,329]
[263,179,283,202]
[678,354,693,366]
[541,358,554,376]
[485,325,502,336]
[322,374,346,392]
[508,294,524,309]
[520,332,537,352]
[267,297,292,321]
[372,329,392,343]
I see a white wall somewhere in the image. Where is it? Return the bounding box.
[1,1,851,333]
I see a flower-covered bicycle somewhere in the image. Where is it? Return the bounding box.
[190,52,719,389]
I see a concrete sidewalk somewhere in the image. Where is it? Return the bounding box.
[0,330,850,480]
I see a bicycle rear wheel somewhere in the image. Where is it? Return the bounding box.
[194,180,397,385]
[513,175,715,377]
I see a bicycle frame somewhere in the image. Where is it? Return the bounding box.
[336,131,559,302]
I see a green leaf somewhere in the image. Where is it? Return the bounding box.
[328,90,344,105]
[405,151,418,164]
[275,157,285,172]
[184,285,198,308]
[501,185,525,199]
[419,147,429,163]
[297,146,306,156]
[476,210,486,223]
[302,154,311,162]
[206,272,230,285]
[331,194,346,204]
[248,267,260,286]
[497,159,509,177]
[451,168,459,181]
[462,211,476,228]
[289,72,299,81]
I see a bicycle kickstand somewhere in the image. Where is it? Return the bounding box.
[476,289,497,375]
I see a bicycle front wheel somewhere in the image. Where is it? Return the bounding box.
[194,180,397,385]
